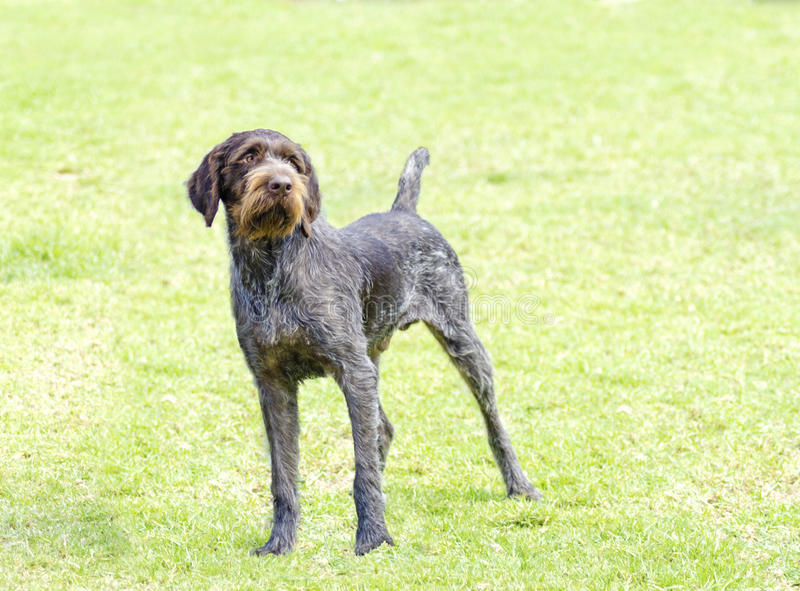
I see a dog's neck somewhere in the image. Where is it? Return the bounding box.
[225,218,307,294]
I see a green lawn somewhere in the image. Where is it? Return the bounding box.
[2,0,799,588]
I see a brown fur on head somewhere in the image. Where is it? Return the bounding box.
[186,129,321,239]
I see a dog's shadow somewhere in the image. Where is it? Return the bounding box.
[386,484,548,525]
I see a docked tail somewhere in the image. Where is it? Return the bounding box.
[391,147,430,213]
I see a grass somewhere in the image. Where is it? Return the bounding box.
[1,0,799,588]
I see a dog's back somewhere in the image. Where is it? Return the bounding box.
[341,148,468,351]
[342,146,461,290]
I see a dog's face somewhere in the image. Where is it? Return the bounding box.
[187,129,321,239]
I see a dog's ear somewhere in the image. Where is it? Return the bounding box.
[187,144,226,227]
[300,150,321,238]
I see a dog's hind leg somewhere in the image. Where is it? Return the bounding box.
[376,402,394,473]
[369,351,395,473]
[424,311,543,501]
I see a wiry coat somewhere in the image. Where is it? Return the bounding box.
[187,130,541,556]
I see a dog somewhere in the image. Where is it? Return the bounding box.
[186,129,542,555]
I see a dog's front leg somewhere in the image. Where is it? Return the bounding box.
[335,356,394,555]
[252,379,300,556]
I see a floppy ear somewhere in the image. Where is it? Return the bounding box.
[187,145,225,227]
[300,151,321,238]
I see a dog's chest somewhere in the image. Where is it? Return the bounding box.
[233,284,301,344]
[233,291,328,377]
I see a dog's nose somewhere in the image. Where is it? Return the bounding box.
[268,176,292,195]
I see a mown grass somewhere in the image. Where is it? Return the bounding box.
[1,0,799,589]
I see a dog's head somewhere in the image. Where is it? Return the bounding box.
[187,129,321,239]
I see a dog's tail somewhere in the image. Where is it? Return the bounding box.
[391,147,430,213]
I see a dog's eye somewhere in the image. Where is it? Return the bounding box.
[242,153,256,164]
[287,155,303,172]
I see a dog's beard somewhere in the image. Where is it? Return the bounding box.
[235,173,306,241]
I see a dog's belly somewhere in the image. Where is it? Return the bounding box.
[359,254,413,354]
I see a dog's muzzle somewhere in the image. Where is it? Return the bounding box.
[236,165,305,240]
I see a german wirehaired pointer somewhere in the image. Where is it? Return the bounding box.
[186,129,541,556]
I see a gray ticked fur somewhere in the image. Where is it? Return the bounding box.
[186,130,542,556]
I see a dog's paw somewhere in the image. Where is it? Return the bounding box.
[354,526,394,556]
[509,482,544,501]
[251,537,294,556]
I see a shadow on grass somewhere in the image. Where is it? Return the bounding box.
[387,483,549,523]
